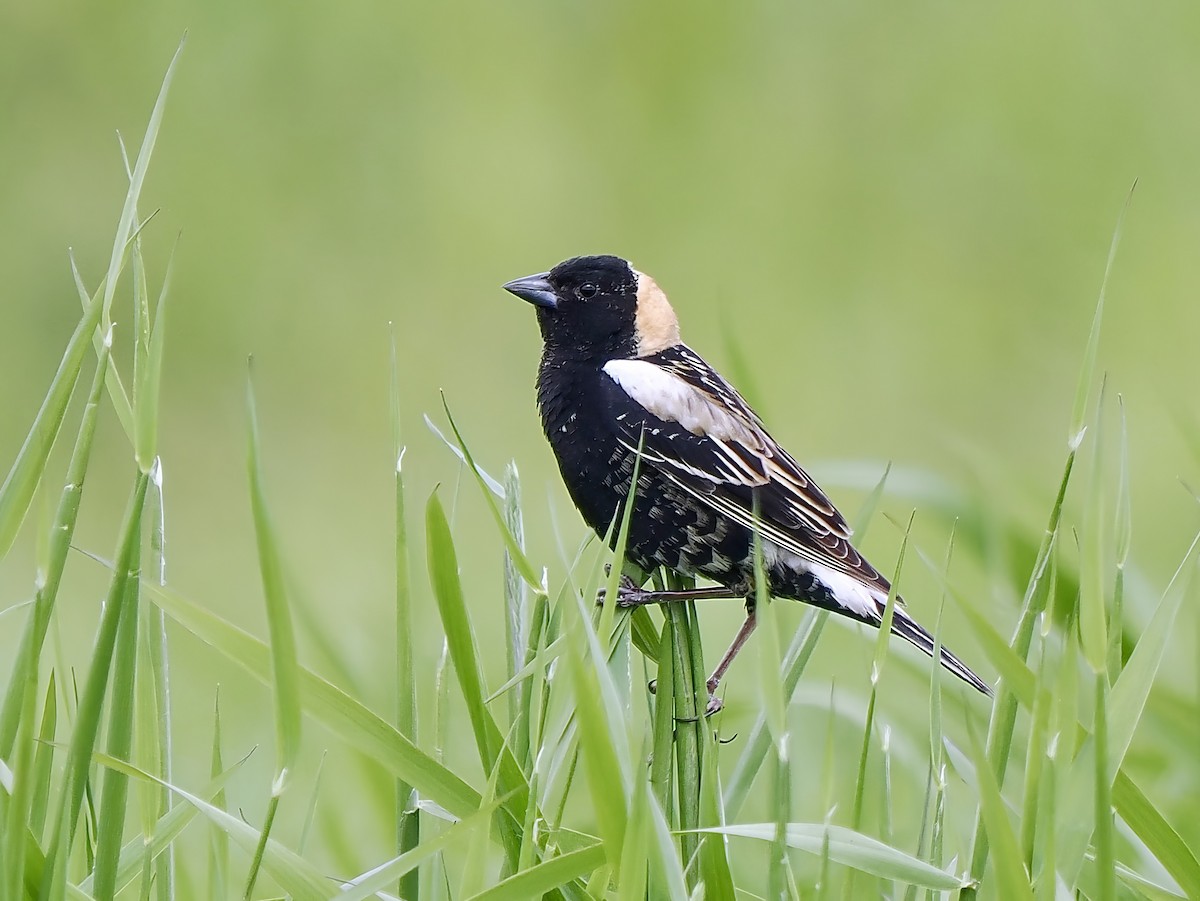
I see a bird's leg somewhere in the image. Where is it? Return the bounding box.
[702,598,758,716]
[595,578,737,609]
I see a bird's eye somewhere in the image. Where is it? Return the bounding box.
[578,283,599,299]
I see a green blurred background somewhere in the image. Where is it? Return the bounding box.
[3,0,1199,880]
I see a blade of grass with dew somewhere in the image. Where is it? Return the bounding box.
[70,261,134,442]
[1109,396,1131,678]
[1079,379,1109,674]
[724,464,890,819]
[91,527,143,899]
[425,489,529,867]
[963,181,1135,896]
[97,37,184,336]
[243,367,303,901]
[144,459,173,901]
[1055,535,1200,886]
[92,751,331,901]
[390,324,419,901]
[133,247,172,473]
[40,471,148,896]
[845,511,914,901]
[698,824,968,891]
[435,399,544,593]
[334,793,513,901]
[0,288,104,561]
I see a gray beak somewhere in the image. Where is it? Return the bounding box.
[502,272,558,310]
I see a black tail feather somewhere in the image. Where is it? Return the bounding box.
[888,607,993,697]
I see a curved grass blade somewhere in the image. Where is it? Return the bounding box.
[119,575,482,817]
[462,845,606,901]
[0,289,104,560]
[697,824,968,891]
[91,751,331,901]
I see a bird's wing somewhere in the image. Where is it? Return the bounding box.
[602,345,888,591]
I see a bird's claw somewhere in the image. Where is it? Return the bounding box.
[595,574,646,608]
[647,679,724,718]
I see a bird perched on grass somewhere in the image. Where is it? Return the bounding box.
[503,255,991,712]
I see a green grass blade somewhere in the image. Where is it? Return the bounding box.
[91,529,143,898]
[208,691,228,901]
[436,399,545,593]
[1091,674,1117,901]
[246,369,302,784]
[1079,382,1109,673]
[98,36,185,332]
[334,793,512,901]
[41,472,149,892]
[30,673,58,840]
[699,824,967,891]
[1056,532,1200,885]
[1112,771,1200,899]
[565,617,629,876]
[79,748,248,898]
[70,260,134,441]
[462,845,606,901]
[0,289,104,561]
[425,488,525,783]
[124,575,483,817]
[390,324,419,901]
[1069,181,1134,437]
[92,751,331,901]
[966,725,1032,901]
[133,241,173,472]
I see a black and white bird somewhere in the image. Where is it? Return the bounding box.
[503,255,991,711]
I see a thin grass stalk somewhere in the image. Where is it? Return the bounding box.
[1092,673,1117,901]
[0,332,112,758]
[963,181,1133,897]
[665,579,702,884]
[146,460,174,901]
[40,470,149,898]
[391,328,419,901]
[92,528,143,898]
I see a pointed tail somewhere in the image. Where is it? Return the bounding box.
[888,605,993,696]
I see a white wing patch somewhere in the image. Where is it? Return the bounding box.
[761,541,882,619]
[603,358,764,447]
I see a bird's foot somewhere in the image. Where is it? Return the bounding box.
[646,679,724,718]
[595,573,652,608]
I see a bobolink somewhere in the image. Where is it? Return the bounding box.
[504,254,990,711]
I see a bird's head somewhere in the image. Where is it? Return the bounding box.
[503,255,680,361]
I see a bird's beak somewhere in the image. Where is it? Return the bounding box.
[502,272,558,310]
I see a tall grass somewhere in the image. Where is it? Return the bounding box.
[1,48,1198,901]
